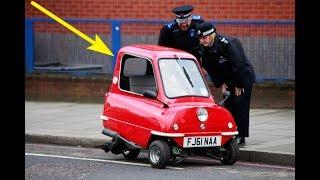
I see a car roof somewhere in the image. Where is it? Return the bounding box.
[119,44,197,60]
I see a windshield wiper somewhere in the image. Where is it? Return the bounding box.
[174,54,194,88]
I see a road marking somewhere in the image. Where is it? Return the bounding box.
[25,143,96,150]
[25,153,183,170]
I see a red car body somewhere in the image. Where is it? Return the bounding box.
[100,44,239,168]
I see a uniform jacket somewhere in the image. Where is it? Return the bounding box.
[200,34,256,88]
[158,15,205,60]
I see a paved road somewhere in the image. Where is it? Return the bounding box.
[25,143,295,180]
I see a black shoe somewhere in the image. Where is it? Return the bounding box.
[236,137,246,147]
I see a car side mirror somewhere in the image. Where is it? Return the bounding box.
[143,90,157,99]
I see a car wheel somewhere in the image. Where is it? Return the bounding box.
[122,149,140,160]
[220,138,239,165]
[148,140,171,169]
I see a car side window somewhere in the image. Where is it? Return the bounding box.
[120,55,156,95]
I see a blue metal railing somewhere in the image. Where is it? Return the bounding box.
[25,19,34,74]
[25,18,295,82]
[111,21,121,70]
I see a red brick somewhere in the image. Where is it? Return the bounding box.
[26,0,294,35]
[234,2,245,6]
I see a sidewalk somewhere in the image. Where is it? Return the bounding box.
[25,101,295,166]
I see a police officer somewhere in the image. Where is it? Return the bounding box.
[158,5,205,61]
[197,22,256,146]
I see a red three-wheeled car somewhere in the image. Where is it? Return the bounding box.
[100,44,239,169]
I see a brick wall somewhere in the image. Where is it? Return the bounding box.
[26,75,112,102]
[26,0,294,20]
[25,0,295,106]
[33,22,111,34]
[25,74,295,108]
[25,0,295,35]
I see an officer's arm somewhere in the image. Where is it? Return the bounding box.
[211,75,224,88]
[225,38,249,88]
[205,66,224,88]
[194,45,204,65]
[158,26,174,47]
[200,45,224,87]
[192,16,205,61]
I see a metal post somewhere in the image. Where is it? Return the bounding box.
[25,20,34,74]
[111,21,121,71]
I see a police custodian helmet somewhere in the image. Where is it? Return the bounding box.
[197,22,216,37]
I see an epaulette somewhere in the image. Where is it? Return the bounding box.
[192,14,201,20]
[219,36,229,44]
[165,20,176,29]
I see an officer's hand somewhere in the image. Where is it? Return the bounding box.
[202,68,208,76]
[221,83,228,95]
[235,87,245,96]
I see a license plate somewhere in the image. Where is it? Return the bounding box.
[183,136,221,148]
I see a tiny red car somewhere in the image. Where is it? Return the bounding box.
[100,44,239,168]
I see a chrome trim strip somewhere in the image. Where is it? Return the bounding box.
[221,131,238,136]
[151,130,185,137]
[106,116,151,131]
[100,115,109,121]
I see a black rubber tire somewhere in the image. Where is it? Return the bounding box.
[148,140,171,169]
[221,138,240,165]
[122,149,140,160]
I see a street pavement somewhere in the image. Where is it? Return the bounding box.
[25,101,295,166]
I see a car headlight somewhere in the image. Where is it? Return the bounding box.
[197,107,208,122]
[228,122,233,129]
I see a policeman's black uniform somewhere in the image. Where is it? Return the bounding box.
[158,5,204,61]
[198,22,256,143]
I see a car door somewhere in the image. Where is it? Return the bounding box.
[106,54,164,147]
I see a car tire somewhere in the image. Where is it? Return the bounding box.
[221,138,239,165]
[148,140,171,169]
[122,149,140,160]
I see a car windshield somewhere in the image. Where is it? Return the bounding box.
[159,58,209,98]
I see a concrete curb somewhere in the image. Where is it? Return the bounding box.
[25,134,106,148]
[25,134,295,166]
[239,150,295,166]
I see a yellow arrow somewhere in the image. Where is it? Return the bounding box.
[31,1,114,56]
